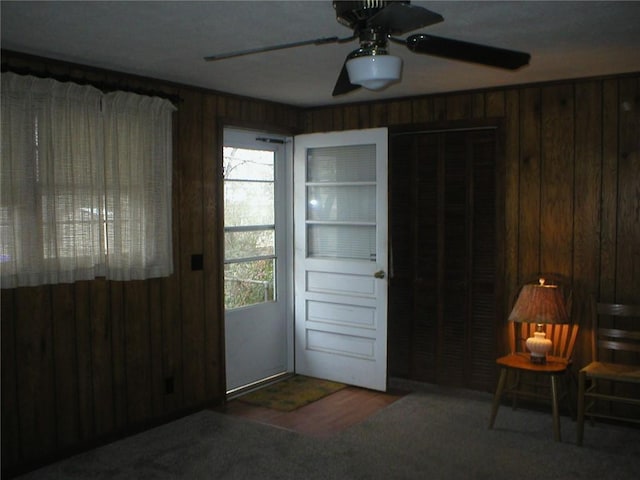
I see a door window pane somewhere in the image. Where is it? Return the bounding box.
[307,185,375,222]
[305,143,377,261]
[225,229,275,260]
[224,259,275,309]
[307,145,376,182]
[307,224,376,260]
[224,146,276,309]
[224,180,274,226]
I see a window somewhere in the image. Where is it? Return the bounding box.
[223,146,276,309]
[0,72,175,288]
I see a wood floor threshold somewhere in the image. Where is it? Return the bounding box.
[213,386,406,438]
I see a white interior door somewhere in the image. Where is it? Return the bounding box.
[294,127,388,391]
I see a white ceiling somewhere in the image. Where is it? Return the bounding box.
[2,1,639,107]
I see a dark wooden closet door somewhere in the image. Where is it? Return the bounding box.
[389,128,499,391]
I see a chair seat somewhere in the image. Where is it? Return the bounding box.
[496,353,570,373]
[580,361,640,383]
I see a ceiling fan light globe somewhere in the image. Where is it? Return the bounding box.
[346,55,402,91]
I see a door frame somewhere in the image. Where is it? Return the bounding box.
[220,123,295,395]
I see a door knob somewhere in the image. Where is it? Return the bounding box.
[374,270,386,279]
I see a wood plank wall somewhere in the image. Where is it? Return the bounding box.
[0,51,301,476]
[301,75,640,383]
[1,49,639,474]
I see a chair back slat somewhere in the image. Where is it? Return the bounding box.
[594,302,640,362]
[597,339,640,353]
[597,303,640,317]
[510,319,578,360]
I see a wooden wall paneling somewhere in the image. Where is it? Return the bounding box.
[148,278,165,418]
[599,79,619,302]
[218,96,241,122]
[502,89,521,340]
[50,284,80,449]
[89,279,115,436]
[357,104,372,129]
[371,103,388,127]
[123,281,153,425]
[15,286,56,462]
[387,99,412,125]
[161,106,184,414]
[331,107,345,132]
[243,99,266,124]
[177,89,206,407]
[160,273,183,413]
[412,97,434,123]
[202,93,223,400]
[472,93,486,119]
[518,88,542,278]
[73,281,95,441]
[109,282,127,430]
[1,289,20,466]
[573,81,603,363]
[309,108,335,132]
[485,91,506,118]
[342,105,360,130]
[613,78,640,405]
[540,84,575,277]
[446,94,471,120]
[433,97,447,121]
[616,77,640,302]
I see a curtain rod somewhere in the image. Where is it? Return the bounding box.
[1,64,183,106]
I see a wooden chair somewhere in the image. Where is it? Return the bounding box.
[576,301,640,446]
[489,279,579,441]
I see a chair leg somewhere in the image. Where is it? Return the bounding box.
[489,368,508,429]
[550,375,561,442]
[577,371,586,446]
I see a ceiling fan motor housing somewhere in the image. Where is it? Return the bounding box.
[334,0,409,31]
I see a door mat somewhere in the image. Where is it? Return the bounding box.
[238,375,347,411]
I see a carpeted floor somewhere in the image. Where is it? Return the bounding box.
[15,382,640,479]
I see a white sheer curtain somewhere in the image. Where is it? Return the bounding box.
[1,73,106,287]
[102,91,175,280]
[0,73,175,288]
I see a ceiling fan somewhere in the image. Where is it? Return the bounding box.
[204,1,531,97]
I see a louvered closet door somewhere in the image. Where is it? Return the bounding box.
[390,128,498,391]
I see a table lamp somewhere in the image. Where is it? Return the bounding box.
[508,278,569,364]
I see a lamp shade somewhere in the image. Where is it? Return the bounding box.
[508,280,569,325]
[346,55,402,91]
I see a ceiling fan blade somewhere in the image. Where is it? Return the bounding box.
[332,58,361,97]
[368,3,444,34]
[405,34,531,70]
[204,36,352,61]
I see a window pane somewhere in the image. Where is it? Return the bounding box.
[307,185,375,222]
[224,259,275,309]
[223,147,274,181]
[224,181,274,226]
[307,145,376,183]
[225,229,275,260]
[307,224,375,260]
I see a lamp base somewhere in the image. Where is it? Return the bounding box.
[529,353,547,365]
[525,330,552,364]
